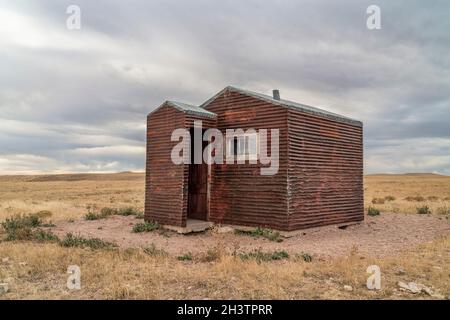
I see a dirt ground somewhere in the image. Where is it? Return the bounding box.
[1,173,450,299]
[46,212,450,258]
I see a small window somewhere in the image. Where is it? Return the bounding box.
[226,132,259,161]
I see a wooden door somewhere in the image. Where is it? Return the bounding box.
[188,162,208,220]
[187,128,208,220]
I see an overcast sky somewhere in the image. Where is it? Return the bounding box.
[0,0,449,175]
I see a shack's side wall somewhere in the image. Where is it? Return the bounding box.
[204,90,289,230]
[145,104,186,227]
[287,109,364,230]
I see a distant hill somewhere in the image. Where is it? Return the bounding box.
[365,173,448,178]
[0,172,145,183]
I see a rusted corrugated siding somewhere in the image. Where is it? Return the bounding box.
[204,89,289,230]
[287,108,363,230]
[145,103,217,227]
[146,88,363,231]
[145,103,186,226]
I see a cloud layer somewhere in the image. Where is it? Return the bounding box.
[0,0,449,174]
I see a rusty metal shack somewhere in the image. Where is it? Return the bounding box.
[145,86,363,231]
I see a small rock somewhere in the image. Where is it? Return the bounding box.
[398,281,437,296]
[395,268,406,275]
[421,286,434,296]
[18,262,27,266]
[1,257,9,263]
[0,283,9,295]
[398,281,420,294]
[343,285,353,292]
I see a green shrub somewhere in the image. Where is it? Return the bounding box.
[417,205,431,215]
[177,252,193,261]
[1,213,43,231]
[132,221,159,233]
[117,207,140,216]
[1,213,48,241]
[236,249,289,262]
[367,206,380,216]
[84,212,100,220]
[234,227,283,242]
[32,229,59,242]
[59,233,117,249]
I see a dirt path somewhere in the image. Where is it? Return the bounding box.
[48,213,450,258]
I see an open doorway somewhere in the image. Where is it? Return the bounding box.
[187,128,208,221]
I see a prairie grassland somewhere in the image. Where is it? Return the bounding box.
[1,173,449,223]
[364,173,450,215]
[0,172,449,299]
[0,173,144,222]
[0,235,449,299]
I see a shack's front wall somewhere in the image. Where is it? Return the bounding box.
[145,104,186,227]
[204,90,290,230]
[287,109,364,230]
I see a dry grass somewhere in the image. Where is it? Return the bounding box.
[0,172,449,299]
[0,173,144,222]
[364,173,450,215]
[0,236,449,299]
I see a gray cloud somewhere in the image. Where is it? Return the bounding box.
[0,0,449,174]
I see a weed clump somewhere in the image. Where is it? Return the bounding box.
[85,206,143,220]
[0,213,58,241]
[367,207,380,216]
[236,249,289,262]
[132,221,159,233]
[59,233,117,249]
[177,252,193,261]
[417,205,431,215]
[117,207,141,216]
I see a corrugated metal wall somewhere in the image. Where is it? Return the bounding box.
[287,108,364,230]
[204,89,290,230]
[145,103,217,227]
[145,104,186,226]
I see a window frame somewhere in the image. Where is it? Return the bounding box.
[225,132,259,161]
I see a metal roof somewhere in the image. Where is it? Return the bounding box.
[201,86,362,126]
[149,100,217,119]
